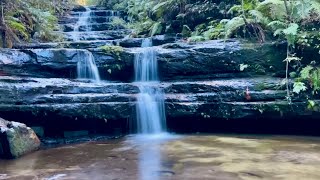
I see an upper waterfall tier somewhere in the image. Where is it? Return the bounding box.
[56,6,125,41]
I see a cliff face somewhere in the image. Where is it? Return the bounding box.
[0,6,319,137]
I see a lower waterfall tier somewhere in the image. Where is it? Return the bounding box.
[0,76,319,136]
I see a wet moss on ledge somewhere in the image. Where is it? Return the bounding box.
[99,45,124,60]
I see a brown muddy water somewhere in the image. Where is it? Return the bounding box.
[1,134,320,180]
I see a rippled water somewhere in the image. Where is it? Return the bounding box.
[2,134,320,180]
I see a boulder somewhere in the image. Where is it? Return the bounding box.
[0,118,40,159]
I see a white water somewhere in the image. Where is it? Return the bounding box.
[71,7,92,41]
[135,39,166,134]
[107,10,119,22]
[77,50,100,82]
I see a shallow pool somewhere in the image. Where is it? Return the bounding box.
[1,134,320,180]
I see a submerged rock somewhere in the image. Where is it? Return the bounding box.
[0,118,40,159]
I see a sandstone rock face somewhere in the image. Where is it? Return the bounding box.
[0,5,318,137]
[0,75,316,135]
[1,40,286,81]
[0,118,40,158]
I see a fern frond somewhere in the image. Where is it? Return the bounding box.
[5,16,29,40]
[249,9,269,25]
[227,5,242,14]
[152,1,169,18]
[224,17,246,38]
[257,0,286,21]
[267,20,287,33]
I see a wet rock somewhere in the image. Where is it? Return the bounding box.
[61,23,123,32]
[59,16,115,25]
[31,126,44,137]
[70,10,120,17]
[0,117,40,159]
[64,130,89,138]
[72,5,87,12]
[62,40,114,49]
[0,76,317,136]
[61,30,130,41]
[4,40,286,81]
[116,35,176,48]
[156,40,286,80]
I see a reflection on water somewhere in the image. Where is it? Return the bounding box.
[2,135,320,179]
[127,133,178,180]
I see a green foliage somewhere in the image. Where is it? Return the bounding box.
[293,82,307,94]
[150,22,163,36]
[99,45,124,60]
[111,17,127,30]
[181,25,192,37]
[6,18,29,40]
[307,100,320,111]
[224,17,246,38]
[187,35,205,42]
[0,0,75,46]
[99,0,227,37]
[295,65,320,94]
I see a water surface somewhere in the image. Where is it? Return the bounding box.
[1,134,320,180]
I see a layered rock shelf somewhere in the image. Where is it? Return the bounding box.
[0,5,319,137]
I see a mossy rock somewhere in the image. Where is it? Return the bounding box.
[99,45,124,60]
[0,118,40,159]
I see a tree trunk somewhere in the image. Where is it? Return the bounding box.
[0,2,6,48]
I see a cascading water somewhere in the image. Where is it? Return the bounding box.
[107,10,119,22]
[71,7,91,41]
[135,39,166,134]
[77,50,101,82]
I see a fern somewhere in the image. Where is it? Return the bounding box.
[296,66,320,94]
[283,23,299,46]
[6,17,29,40]
[293,82,307,94]
[311,68,320,94]
[267,21,287,33]
[152,2,169,19]
[249,9,269,24]
[150,22,163,36]
[224,17,246,38]
[300,65,313,79]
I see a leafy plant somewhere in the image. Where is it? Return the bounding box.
[294,65,320,95]
[0,0,75,47]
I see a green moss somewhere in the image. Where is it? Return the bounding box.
[99,45,124,60]
[100,45,124,53]
[254,82,267,91]
[104,64,124,74]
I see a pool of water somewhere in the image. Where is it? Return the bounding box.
[1,134,320,180]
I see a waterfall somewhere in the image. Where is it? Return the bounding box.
[71,7,91,41]
[77,50,101,82]
[135,39,166,134]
